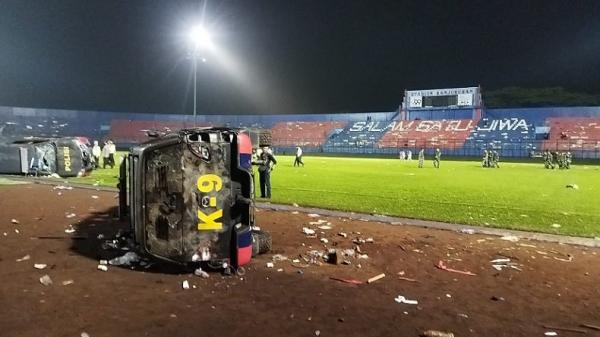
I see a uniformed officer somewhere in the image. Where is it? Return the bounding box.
[482,149,489,168]
[433,148,441,168]
[253,147,277,198]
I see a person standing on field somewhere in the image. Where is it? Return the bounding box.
[91,140,101,169]
[418,148,425,168]
[102,141,110,169]
[433,148,441,168]
[294,146,304,167]
[107,140,116,169]
[253,146,277,198]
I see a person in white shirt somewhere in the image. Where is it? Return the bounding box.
[294,146,304,167]
[407,150,412,161]
[107,140,116,168]
[92,140,101,169]
[102,141,111,169]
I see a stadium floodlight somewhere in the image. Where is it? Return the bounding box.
[188,25,213,51]
[187,25,213,127]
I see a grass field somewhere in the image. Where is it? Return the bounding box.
[74,154,600,237]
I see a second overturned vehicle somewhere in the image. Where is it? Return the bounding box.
[118,127,271,271]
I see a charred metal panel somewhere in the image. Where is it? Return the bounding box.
[181,136,233,261]
[144,143,184,259]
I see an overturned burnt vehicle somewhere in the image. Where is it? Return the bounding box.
[0,135,93,177]
[118,127,271,271]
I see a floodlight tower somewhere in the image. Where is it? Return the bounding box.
[188,25,212,126]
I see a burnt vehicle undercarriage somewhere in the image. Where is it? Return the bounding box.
[118,127,271,273]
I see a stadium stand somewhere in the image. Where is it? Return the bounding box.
[324,121,390,152]
[463,118,536,156]
[378,119,478,150]
[2,104,600,158]
[108,120,208,145]
[543,117,600,151]
[271,121,346,147]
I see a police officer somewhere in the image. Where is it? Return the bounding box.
[482,149,489,168]
[492,150,500,168]
[254,146,277,198]
[418,149,425,168]
[565,151,572,169]
[433,148,441,168]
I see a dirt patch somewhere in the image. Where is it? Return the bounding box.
[0,184,599,337]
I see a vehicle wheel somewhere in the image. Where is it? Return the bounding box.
[251,230,272,256]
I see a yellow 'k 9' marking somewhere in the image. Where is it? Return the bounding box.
[197,174,224,231]
[197,209,223,230]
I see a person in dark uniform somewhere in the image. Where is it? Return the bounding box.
[253,147,277,198]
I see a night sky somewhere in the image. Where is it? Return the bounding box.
[1,0,599,115]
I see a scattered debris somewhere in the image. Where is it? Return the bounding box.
[307,213,320,218]
[394,295,418,305]
[97,265,108,271]
[11,219,19,224]
[65,213,77,219]
[421,330,455,337]
[315,330,321,336]
[266,262,274,268]
[317,225,332,230]
[302,227,316,235]
[338,232,347,238]
[326,250,339,265]
[435,260,476,276]
[291,211,299,215]
[109,252,140,266]
[182,280,190,290]
[81,332,90,337]
[292,203,299,207]
[342,249,355,257]
[34,264,47,270]
[330,277,363,285]
[39,274,53,286]
[194,268,210,278]
[500,235,519,242]
[565,184,579,190]
[91,195,99,199]
[490,258,522,271]
[553,255,573,262]
[62,280,74,286]
[64,225,76,234]
[367,273,386,284]
[365,237,374,243]
[16,255,31,262]
[53,185,73,190]
[398,277,418,282]
[277,268,283,272]
[272,254,288,262]
[459,228,475,234]
[490,296,505,301]
[544,332,558,337]
[357,254,369,259]
[320,238,329,244]
[551,224,561,228]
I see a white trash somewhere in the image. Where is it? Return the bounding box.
[394,295,418,305]
[39,274,53,286]
[108,252,140,266]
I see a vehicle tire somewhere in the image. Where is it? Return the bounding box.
[251,230,272,256]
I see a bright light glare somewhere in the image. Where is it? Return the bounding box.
[189,25,212,49]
